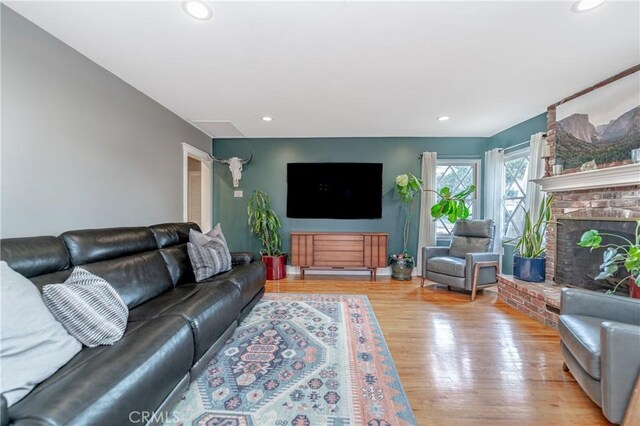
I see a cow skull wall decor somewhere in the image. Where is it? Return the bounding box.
[209,153,253,188]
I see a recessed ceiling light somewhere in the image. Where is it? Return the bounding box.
[437,116,450,121]
[261,116,273,122]
[182,1,213,20]
[572,0,607,13]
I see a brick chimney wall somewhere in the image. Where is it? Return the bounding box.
[544,110,640,281]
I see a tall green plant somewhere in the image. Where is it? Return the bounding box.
[247,189,283,257]
[394,174,423,256]
[513,195,554,259]
[394,174,475,256]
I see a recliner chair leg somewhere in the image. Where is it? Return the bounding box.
[420,277,425,287]
[562,362,569,372]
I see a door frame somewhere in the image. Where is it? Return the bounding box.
[181,142,212,232]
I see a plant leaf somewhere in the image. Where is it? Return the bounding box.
[578,230,602,248]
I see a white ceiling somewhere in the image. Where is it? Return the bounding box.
[6,1,640,138]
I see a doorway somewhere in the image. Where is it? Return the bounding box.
[182,143,212,232]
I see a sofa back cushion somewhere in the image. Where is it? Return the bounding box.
[61,227,157,266]
[0,236,70,278]
[149,222,200,249]
[80,251,173,309]
[159,245,196,286]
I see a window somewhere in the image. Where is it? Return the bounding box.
[502,149,530,239]
[435,160,481,238]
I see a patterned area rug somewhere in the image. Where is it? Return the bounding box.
[169,294,416,426]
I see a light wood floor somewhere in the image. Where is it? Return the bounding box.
[265,275,609,426]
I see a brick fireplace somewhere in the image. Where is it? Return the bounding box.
[498,181,640,329]
[497,112,640,327]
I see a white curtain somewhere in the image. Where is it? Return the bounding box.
[416,151,437,275]
[484,148,505,269]
[525,132,545,219]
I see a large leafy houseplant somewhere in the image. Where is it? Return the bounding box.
[394,173,424,257]
[578,220,640,297]
[391,173,475,280]
[394,174,476,257]
[510,195,553,282]
[247,189,286,279]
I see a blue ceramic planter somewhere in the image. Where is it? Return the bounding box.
[513,255,546,282]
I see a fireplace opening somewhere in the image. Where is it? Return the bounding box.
[556,218,637,296]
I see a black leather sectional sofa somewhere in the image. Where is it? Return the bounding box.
[0,222,266,425]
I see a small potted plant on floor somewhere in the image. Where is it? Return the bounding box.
[578,220,640,298]
[390,173,475,280]
[512,195,553,282]
[247,189,287,280]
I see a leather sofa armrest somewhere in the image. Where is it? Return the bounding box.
[464,252,500,288]
[1,394,8,426]
[465,252,500,264]
[560,288,640,324]
[423,246,449,260]
[422,246,450,277]
[231,252,254,266]
[600,321,640,423]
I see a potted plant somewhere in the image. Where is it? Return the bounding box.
[577,220,640,298]
[247,189,287,280]
[390,173,475,280]
[512,195,553,282]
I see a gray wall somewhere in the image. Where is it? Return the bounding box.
[212,137,487,257]
[1,6,212,238]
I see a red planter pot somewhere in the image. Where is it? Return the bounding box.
[630,276,640,299]
[262,254,287,280]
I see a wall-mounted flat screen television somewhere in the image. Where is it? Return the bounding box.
[287,162,383,219]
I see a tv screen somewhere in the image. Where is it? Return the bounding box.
[287,163,383,219]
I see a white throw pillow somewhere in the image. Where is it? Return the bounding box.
[0,262,82,407]
[42,267,129,348]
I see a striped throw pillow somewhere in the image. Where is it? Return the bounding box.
[187,238,232,282]
[42,268,128,347]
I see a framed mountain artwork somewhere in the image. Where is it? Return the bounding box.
[548,66,639,173]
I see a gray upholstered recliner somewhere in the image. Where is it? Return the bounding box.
[421,219,499,301]
[559,288,640,424]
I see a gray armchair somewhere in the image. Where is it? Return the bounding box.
[559,288,640,424]
[421,219,499,301]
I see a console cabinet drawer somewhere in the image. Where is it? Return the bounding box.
[290,232,387,268]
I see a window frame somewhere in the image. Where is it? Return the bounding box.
[434,158,482,240]
[502,147,530,241]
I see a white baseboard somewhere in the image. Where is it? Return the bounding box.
[286,266,420,277]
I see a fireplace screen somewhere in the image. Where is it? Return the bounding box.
[556,219,637,296]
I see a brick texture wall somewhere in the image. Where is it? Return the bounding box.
[544,111,640,280]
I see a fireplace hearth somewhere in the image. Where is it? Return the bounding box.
[556,218,637,296]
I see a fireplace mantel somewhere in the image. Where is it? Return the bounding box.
[532,163,640,193]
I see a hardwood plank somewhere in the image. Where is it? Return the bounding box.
[265,276,610,426]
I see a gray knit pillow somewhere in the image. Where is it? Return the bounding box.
[187,239,232,282]
[42,268,128,347]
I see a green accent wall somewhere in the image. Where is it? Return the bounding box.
[486,113,547,150]
[486,112,548,273]
[212,137,486,258]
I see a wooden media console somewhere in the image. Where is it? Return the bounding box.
[290,232,388,280]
